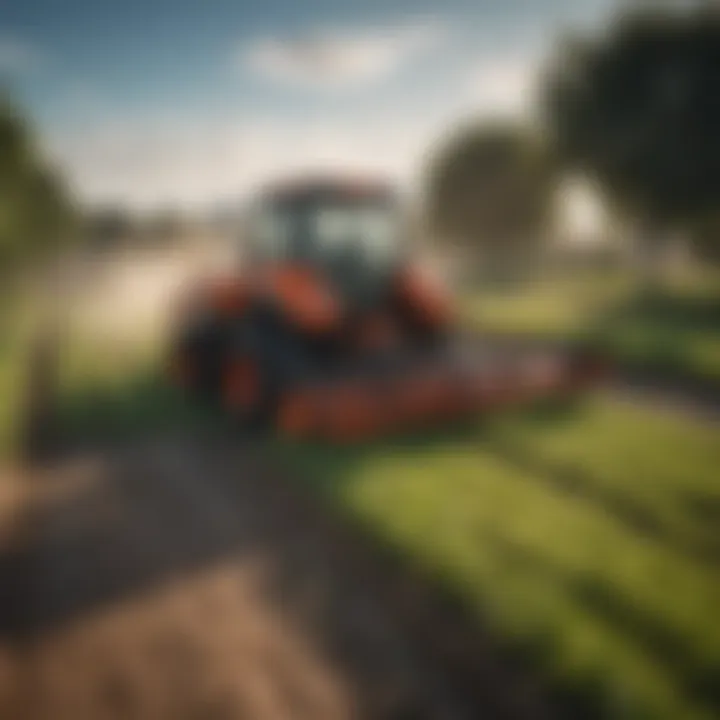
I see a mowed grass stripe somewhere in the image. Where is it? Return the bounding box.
[489,397,720,558]
[279,408,719,719]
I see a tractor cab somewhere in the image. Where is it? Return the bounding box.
[245,178,404,309]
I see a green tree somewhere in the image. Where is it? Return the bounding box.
[543,3,720,279]
[0,92,76,277]
[425,122,556,283]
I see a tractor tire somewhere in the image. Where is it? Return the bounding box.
[171,317,228,403]
[220,305,315,432]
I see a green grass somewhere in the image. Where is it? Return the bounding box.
[488,400,720,561]
[596,294,720,387]
[461,272,632,337]
[462,271,720,389]
[275,398,720,720]
[54,331,221,444]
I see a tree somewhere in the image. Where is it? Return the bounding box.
[425,121,556,283]
[543,3,720,278]
[0,92,76,277]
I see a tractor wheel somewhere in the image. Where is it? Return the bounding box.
[220,355,266,429]
[219,306,315,432]
[170,318,228,402]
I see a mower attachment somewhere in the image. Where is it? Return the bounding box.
[277,343,608,442]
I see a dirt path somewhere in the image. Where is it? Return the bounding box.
[0,433,553,720]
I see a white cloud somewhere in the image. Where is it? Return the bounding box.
[45,54,540,211]
[242,19,444,89]
[45,41,549,210]
[0,36,41,75]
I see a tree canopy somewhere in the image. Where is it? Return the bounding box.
[425,122,556,279]
[0,93,75,276]
[543,3,720,252]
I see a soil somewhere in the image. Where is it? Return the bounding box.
[0,431,555,720]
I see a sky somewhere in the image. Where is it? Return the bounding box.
[0,0,622,212]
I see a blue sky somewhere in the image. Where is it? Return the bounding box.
[1,0,619,209]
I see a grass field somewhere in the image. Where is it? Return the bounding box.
[276,399,720,720]
[461,272,632,337]
[462,271,720,391]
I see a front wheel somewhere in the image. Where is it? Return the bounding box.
[219,308,316,431]
[219,354,273,430]
[169,319,227,402]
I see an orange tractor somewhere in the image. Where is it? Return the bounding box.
[169,175,606,441]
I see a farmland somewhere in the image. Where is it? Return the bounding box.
[462,270,720,393]
[48,336,720,718]
[5,254,720,719]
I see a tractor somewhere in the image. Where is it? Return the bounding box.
[168,175,606,441]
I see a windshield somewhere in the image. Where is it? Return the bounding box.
[312,205,397,263]
[253,207,292,259]
[250,200,400,266]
